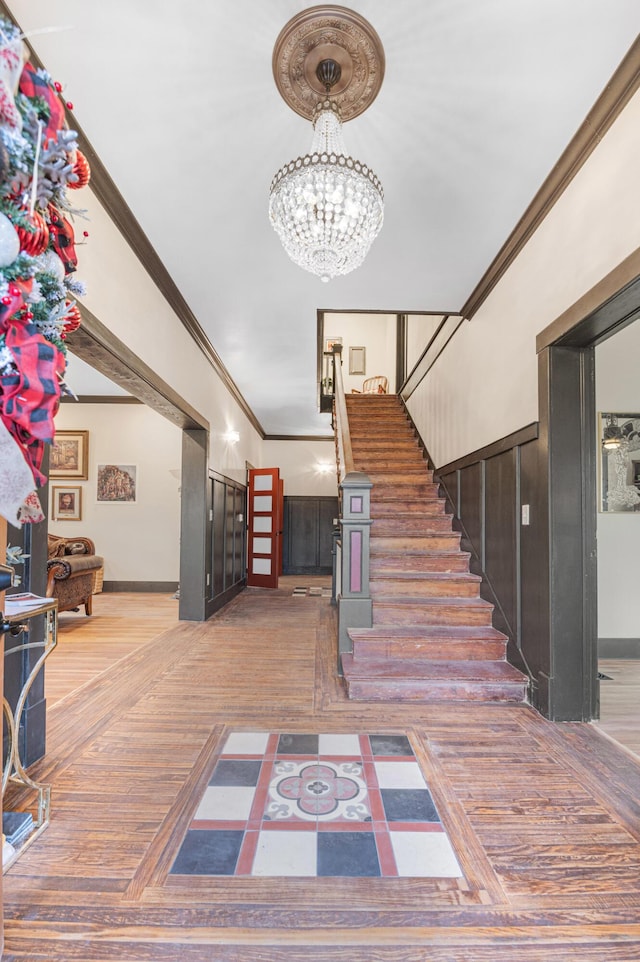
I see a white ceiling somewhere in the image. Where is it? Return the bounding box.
[7,1,640,435]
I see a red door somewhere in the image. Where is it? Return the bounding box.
[247,468,282,588]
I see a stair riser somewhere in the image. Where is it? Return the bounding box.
[370,579,480,599]
[372,518,453,536]
[371,502,445,517]
[345,680,528,703]
[373,603,493,626]
[351,440,420,450]
[357,460,429,471]
[371,536,461,551]
[372,484,440,499]
[370,555,470,574]
[367,472,431,483]
[351,639,506,660]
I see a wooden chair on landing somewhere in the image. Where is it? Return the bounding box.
[352,376,389,394]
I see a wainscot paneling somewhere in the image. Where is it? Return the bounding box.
[283,496,339,576]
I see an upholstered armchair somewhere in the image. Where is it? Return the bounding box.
[46,535,104,615]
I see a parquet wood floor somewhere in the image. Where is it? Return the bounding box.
[3,580,640,960]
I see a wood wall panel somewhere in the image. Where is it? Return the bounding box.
[458,462,483,562]
[283,497,338,575]
[484,450,518,642]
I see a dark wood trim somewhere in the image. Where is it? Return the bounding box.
[60,396,143,405]
[435,422,539,475]
[536,246,640,350]
[0,0,264,440]
[264,435,334,442]
[205,579,246,619]
[598,637,640,657]
[395,314,407,393]
[178,428,209,622]
[67,306,209,431]
[102,582,178,593]
[462,36,640,320]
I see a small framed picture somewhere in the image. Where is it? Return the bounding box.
[324,336,343,353]
[96,464,137,503]
[52,485,82,521]
[598,413,640,512]
[349,346,366,375]
[50,430,89,480]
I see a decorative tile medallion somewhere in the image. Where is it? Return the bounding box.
[170,731,463,879]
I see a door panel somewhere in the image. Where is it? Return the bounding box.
[247,468,281,588]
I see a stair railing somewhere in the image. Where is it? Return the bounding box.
[331,345,373,671]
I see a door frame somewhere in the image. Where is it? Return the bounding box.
[537,248,640,720]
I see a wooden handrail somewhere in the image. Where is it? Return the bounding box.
[332,346,354,479]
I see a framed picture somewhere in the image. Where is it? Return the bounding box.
[96,464,137,503]
[52,485,82,521]
[324,336,342,353]
[50,430,89,480]
[599,413,640,512]
[349,346,366,375]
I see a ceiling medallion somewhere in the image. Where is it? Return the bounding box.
[269,6,385,282]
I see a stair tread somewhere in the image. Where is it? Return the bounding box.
[373,595,492,607]
[371,571,480,583]
[349,624,508,640]
[342,656,526,682]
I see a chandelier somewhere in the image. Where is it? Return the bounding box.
[270,7,385,283]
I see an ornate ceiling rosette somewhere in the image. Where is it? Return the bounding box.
[272,5,385,122]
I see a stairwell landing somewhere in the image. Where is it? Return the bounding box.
[340,394,528,704]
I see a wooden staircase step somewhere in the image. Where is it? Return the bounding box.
[371,534,461,551]
[371,501,445,517]
[367,470,431,483]
[370,550,471,573]
[371,516,454,536]
[372,483,440,499]
[348,625,508,660]
[370,572,481,598]
[373,596,494,626]
[357,458,429,471]
[341,656,528,702]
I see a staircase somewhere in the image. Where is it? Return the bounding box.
[340,394,528,704]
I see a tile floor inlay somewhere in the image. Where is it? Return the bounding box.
[170,732,464,878]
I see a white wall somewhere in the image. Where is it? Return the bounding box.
[407,88,640,469]
[72,183,264,483]
[52,403,181,583]
[262,440,338,497]
[596,320,640,638]
[326,313,396,393]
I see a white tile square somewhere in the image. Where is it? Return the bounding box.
[318,734,362,755]
[222,732,270,755]
[374,761,427,789]
[194,786,255,821]
[252,830,317,876]
[390,831,463,878]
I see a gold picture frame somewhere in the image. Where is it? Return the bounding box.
[51,485,82,521]
[50,430,89,480]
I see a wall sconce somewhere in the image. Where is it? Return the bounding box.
[316,462,334,475]
[224,430,240,444]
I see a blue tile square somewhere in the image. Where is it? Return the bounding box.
[277,733,319,754]
[317,831,381,877]
[170,829,243,876]
[381,788,439,822]
[209,759,262,786]
[369,734,414,756]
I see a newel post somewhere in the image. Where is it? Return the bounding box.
[337,470,373,670]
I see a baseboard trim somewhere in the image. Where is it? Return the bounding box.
[102,581,179,593]
[598,637,640,658]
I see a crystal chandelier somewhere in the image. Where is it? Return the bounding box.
[269,61,383,283]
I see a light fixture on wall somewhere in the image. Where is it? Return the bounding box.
[224,430,240,445]
[602,414,624,450]
[269,6,385,283]
[316,461,334,474]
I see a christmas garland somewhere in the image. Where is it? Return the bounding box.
[0,17,89,524]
